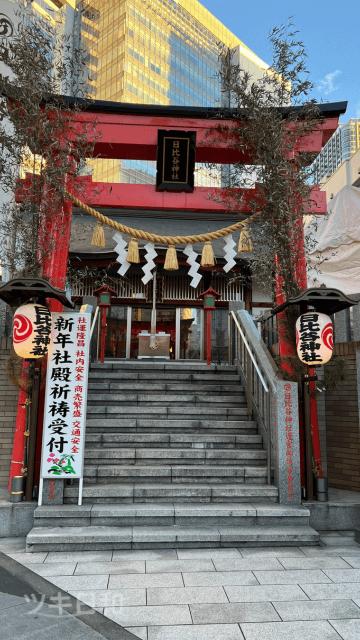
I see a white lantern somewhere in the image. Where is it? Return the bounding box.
[296,312,333,365]
[13,303,51,358]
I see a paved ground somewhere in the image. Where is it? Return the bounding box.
[1,531,360,640]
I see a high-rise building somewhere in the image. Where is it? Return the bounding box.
[312,118,360,184]
[85,0,269,185]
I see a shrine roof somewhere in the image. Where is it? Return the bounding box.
[58,96,347,121]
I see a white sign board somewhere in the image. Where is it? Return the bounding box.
[40,312,90,479]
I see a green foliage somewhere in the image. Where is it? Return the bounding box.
[208,18,322,304]
[313,358,347,396]
[0,3,99,283]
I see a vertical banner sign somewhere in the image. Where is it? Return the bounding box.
[40,313,90,478]
[156,129,196,192]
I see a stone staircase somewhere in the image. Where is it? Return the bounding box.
[26,361,319,552]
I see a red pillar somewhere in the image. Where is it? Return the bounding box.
[7,371,28,492]
[9,194,73,493]
[205,309,211,366]
[100,306,107,363]
[275,219,322,485]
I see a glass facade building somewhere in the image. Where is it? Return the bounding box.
[82,0,268,186]
[312,119,360,184]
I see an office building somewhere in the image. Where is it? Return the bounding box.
[86,0,268,185]
[313,118,360,184]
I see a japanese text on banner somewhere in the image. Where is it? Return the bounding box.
[40,313,90,479]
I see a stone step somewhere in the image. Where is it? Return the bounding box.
[83,447,267,466]
[85,433,263,449]
[86,406,249,418]
[87,394,246,406]
[26,523,319,552]
[83,464,269,484]
[85,419,257,435]
[90,363,238,372]
[32,503,310,529]
[88,383,243,394]
[88,372,241,382]
[63,483,278,504]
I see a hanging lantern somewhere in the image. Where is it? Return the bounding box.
[13,303,51,358]
[296,312,333,365]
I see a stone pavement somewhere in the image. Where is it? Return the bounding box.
[1,531,360,639]
[0,542,137,640]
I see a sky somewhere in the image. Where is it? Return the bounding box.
[203,0,360,122]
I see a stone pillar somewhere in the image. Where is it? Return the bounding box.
[83,295,98,310]
[229,301,245,313]
[229,302,245,366]
[334,309,351,343]
[350,294,360,341]
[272,380,301,505]
[41,479,64,505]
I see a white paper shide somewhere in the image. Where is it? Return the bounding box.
[40,312,90,478]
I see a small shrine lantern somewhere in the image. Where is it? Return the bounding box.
[197,287,221,365]
[296,312,333,365]
[13,303,51,358]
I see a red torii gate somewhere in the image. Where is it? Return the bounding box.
[10,99,347,492]
[41,99,346,294]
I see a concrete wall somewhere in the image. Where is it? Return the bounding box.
[0,338,18,488]
[316,365,328,477]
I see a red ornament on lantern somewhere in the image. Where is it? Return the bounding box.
[13,303,51,358]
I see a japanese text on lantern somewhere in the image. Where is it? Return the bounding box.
[299,313,322,363]
[40,313,90,479]
[31,305,52,357]
[284,383,294,500]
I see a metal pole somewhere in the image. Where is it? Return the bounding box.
[78,476,83,506]
[100,306,106,363]
[150,268,157,350]
[199,309,204,361]
[25,362,41,501]
[38,477,43,506]
[126,306,132,359]
[303,374,314,501]
[267,391,271,485]
[206,309,211,365]
[246,353,252,419]
[228,313,232,365]
[96,309,100,362]
[90,306,99,338]
[175,308,181,360]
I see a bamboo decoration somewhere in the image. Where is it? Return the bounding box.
[238,226,253,252]
[201,241,215,267]
[164,245,178,270]
[91,221,105,248]
[126,237,140,263]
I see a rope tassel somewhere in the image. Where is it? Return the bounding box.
[201,241,215,267]
[238,226,253,252]
[164,245,178,270]
[91,221,105,248]
[127,237,140,263]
